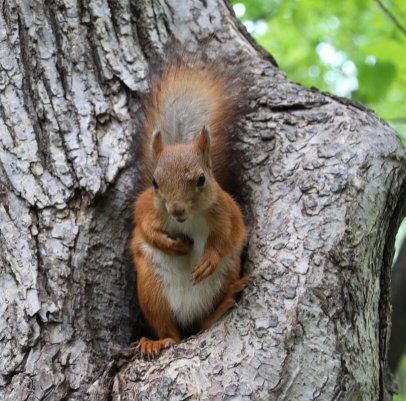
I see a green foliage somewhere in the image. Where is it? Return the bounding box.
[395,354,406,401]
[395,219,406,258]
[356,61,396,103]
[232,0,406,146]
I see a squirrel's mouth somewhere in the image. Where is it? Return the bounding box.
[174,216,187,223]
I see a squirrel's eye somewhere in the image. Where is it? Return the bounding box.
[197,173,205,187]
[152,178,159,189]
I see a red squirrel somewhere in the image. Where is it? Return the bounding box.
[131,53,250,358]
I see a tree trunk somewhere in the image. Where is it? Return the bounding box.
[1,1,405,400]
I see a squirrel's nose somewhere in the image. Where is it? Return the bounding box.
[169,202,186,219]
[171,206,185,217]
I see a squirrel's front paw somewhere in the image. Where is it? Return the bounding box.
[192,257,218,283]
[168,235,193,256]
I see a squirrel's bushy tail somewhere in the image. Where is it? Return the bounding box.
[139,51,247,197]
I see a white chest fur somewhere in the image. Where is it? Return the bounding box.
[141,214,232,327]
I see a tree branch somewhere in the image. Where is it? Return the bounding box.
[376,0,406,38]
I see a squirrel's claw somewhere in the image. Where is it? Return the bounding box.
[192,259,217,283]
[169,235,194,256]
[138,337,176,360]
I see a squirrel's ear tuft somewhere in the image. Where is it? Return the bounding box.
[196,125,211,168]
[151,130,164,162]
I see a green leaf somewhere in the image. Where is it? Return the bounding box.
[354,61,396,103]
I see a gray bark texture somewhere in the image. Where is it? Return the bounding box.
[1,0,405,400]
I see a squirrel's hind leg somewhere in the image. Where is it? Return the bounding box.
[200,257,252,330]
[135,253,180,359]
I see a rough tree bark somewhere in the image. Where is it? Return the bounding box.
[0,1,405,400]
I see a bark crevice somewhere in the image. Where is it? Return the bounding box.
[380,176,406,398]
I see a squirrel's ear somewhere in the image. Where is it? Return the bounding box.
[151,130,164,162]
[196,125,211,168]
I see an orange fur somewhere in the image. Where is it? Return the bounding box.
[131,55,249,359]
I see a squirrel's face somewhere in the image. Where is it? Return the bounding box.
[151,127,217,223]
